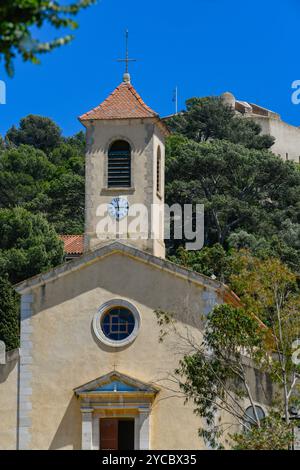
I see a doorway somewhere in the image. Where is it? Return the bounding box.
[100,418,135,450]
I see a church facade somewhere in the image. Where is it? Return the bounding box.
[0,75,242,450]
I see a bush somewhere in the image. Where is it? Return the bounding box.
[0,277,20,350]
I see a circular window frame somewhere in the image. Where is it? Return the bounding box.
[93,299,141,348]
[243,404,266,429]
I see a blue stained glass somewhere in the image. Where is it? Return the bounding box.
[101,307,135,341]
[94,381,139,392]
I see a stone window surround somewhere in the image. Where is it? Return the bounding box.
[241,400,267,431]
[93,299,141,348]
[104,136,136,191]
[81,405,151,450]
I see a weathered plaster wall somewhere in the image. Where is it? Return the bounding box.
[249,115,300,162]
[84,119,166,257]
[222,91,300,163]
[0,349,19,449]
[22,252,221,450]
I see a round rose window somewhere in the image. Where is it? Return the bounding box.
[101,307,135,341]
[93,300,141,348]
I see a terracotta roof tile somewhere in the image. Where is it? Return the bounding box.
[79,82,158,121]
[60,235,84,255]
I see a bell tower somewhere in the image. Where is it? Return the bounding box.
[79,76,169,259]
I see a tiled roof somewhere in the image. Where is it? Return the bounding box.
[60,235,84,255]
[79,82,159,121]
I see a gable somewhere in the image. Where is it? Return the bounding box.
[14,242,239,308]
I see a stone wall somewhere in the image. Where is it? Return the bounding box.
[250,115,300,162]
[0,348,19,449]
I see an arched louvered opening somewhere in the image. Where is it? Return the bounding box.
[108,140,131,188]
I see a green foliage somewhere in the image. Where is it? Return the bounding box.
[0,116,85,234]
[0,115,84,351]
[169,244,230,282]
[227,230,261,251]
[6,115,62,153]
[229,251,298,324]
[64,130,86,153]
[0,144,55,209]
[205,304,266,356]
[165,136,300,271]
[228,252,300,414]
[174,303,268,449]
[164,93,300,449]
[49,140,85,175]
[167,253,300,449]
[167,97,234,142]
[227,230,300,274]
[154,309,175,343]
[0,207,64,284]
[166,96,275,149]
[46,172,85,233]
[0,277,19,350]
[231,412,293,450]
[0,0,96,75]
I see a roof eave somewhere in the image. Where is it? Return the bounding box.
[78,115,170,137]
[13,241,238,305]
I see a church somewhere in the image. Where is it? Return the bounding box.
[0,71,243,450]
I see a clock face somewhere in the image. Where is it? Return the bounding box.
[108,197,129,221]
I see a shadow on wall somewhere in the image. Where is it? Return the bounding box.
[33,253,209,332]
[0,350,19,384]
[49,395,81,450]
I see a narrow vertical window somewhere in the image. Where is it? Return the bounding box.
[108,140,131,188]
[156,146,161,195]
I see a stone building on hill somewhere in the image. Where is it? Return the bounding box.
[222,91,300,163]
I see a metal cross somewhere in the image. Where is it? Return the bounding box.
[117,30,136,74]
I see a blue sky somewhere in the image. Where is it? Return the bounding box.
[1,0,300,137]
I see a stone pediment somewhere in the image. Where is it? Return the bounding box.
[74,371,159,397]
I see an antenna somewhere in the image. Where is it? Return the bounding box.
[173,86,178,114]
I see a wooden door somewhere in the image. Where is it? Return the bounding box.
[100,419,118,450]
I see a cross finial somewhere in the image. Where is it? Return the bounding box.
[117,30,136,83]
